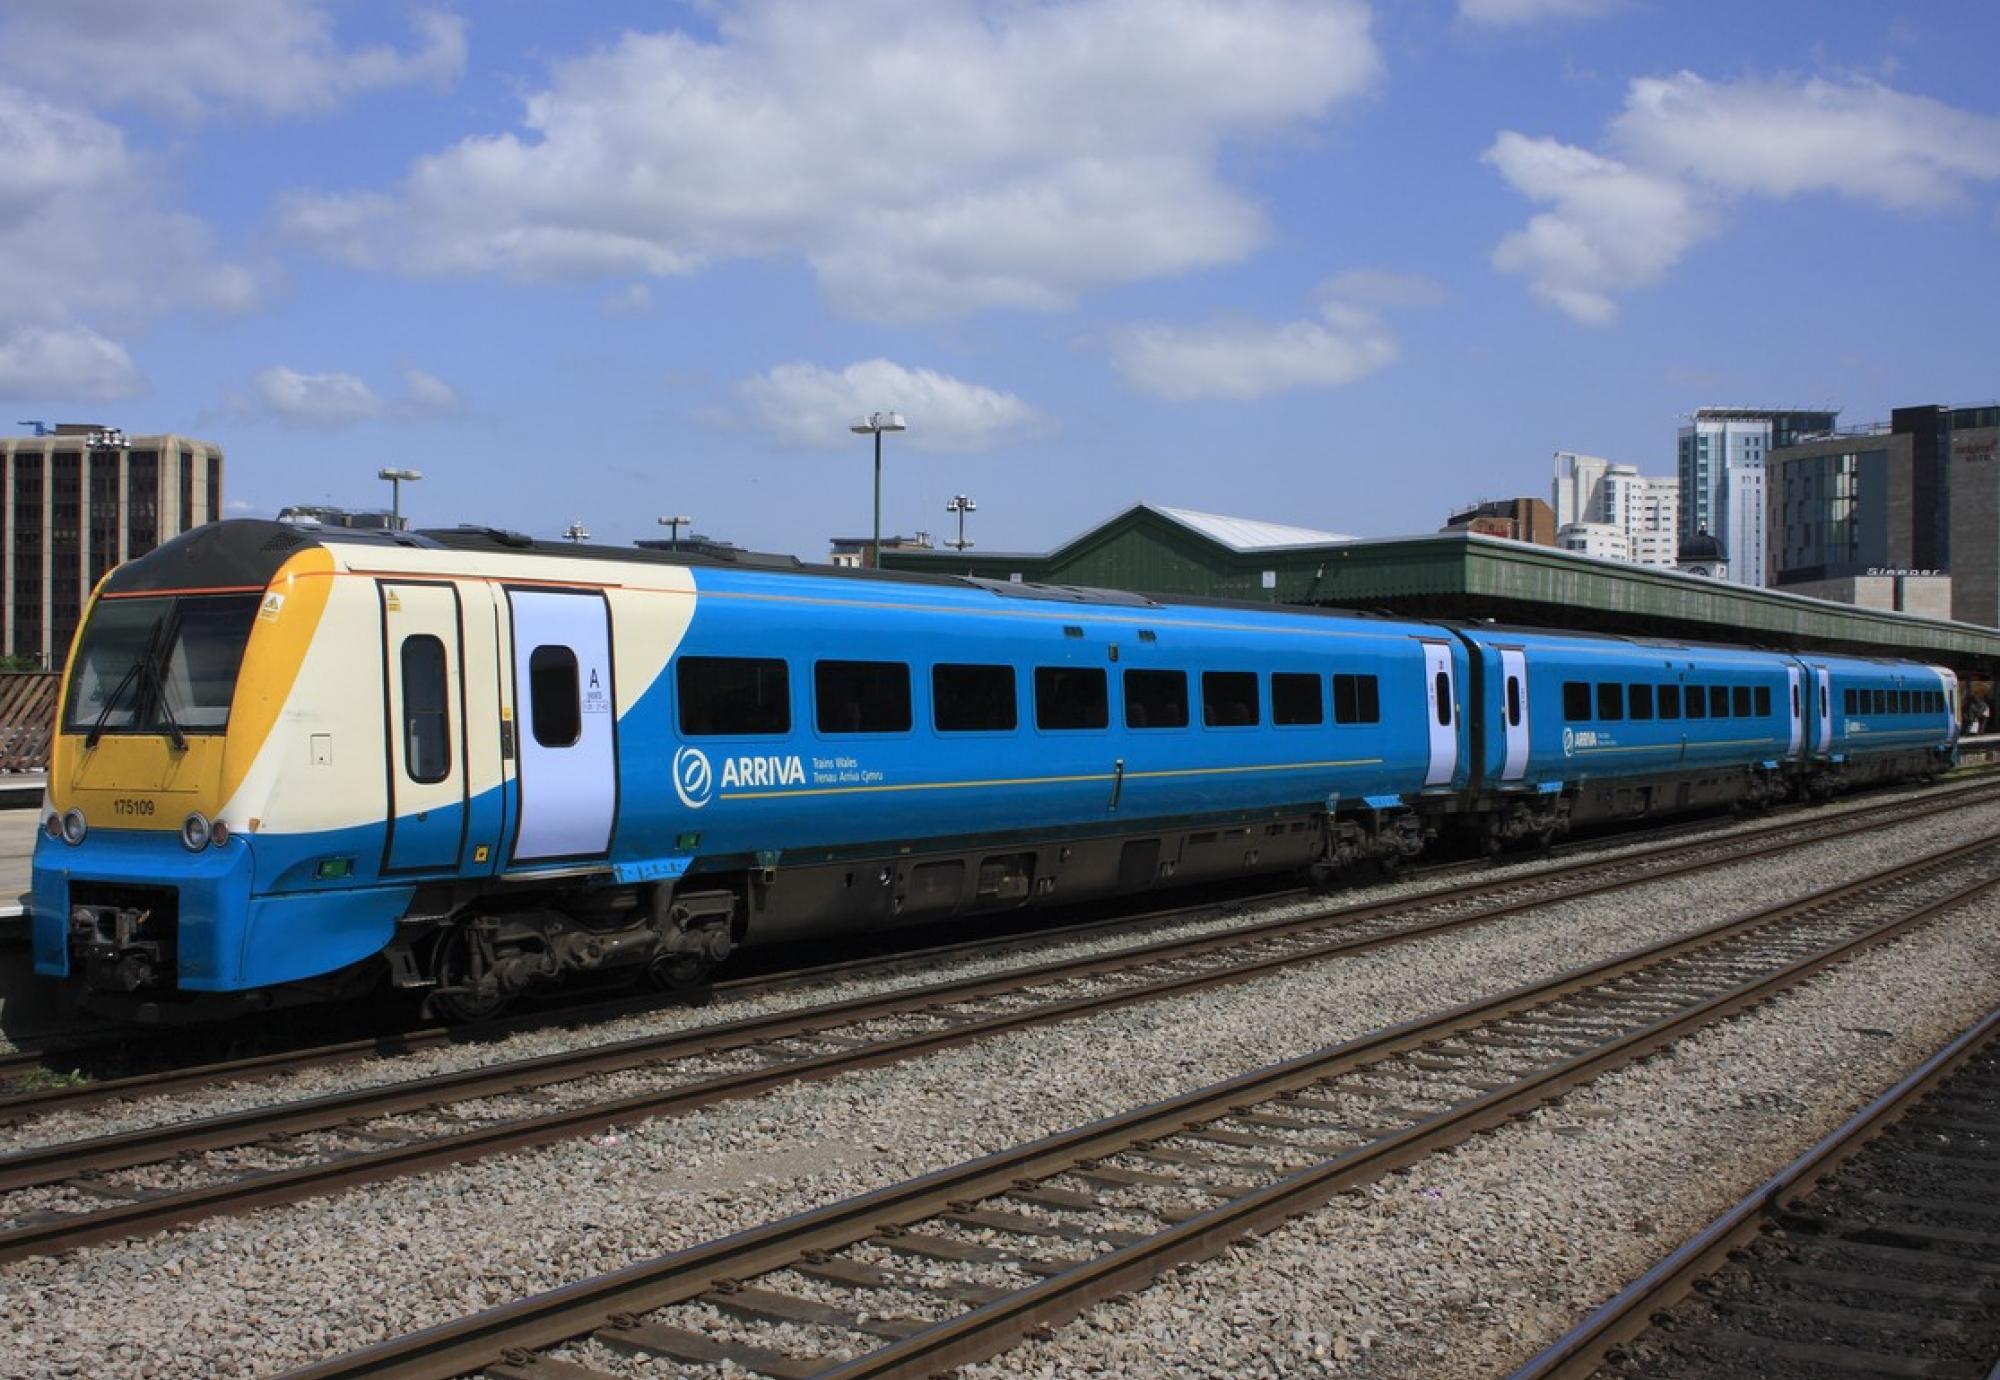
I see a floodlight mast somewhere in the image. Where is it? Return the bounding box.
[850,411,907,568]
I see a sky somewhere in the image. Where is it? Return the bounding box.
[3,0,1998,559]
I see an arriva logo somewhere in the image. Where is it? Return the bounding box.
[720,755,806,790]
[1561,726,1575,758]
[673,745,714,809]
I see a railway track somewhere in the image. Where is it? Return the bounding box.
[5,775,1992,1124]
[1511,1005,2000,1380]
[271,830,2000,1380]
[0,784,1994,1263]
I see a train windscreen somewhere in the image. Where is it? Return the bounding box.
[63,593,263,736]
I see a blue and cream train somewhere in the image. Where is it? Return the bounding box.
[31,520,1960,1019]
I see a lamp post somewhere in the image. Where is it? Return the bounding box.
[378,467,422,530]
[945,494,976,552]
[849,411,907,568]
[562,521,590,544]
[658,514,693,544]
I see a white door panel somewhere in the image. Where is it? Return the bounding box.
[1421,642,1457,787]
[1814,665,1832,756]
[509,589,617,862]
[1499,648,1529,781]
[1785,665,1804,760]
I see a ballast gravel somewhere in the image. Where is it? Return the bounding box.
[0,784,1987,1156]
[1,792,1998,1378]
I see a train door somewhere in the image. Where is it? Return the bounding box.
[1785,665,1804,760]
[1813,665,1833,756]
[1936,666,1960,742]
[1421,641,1458,787]
[380,581,468,873]
[507,588,617,863]
[1498,647,1529,781]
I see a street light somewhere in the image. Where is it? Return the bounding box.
[658,514,694,543]
[849,411,907,568]
[562,521,590,543]
[378,467,422,530]
[945,494,976,552]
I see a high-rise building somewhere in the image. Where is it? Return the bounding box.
[0,425,224,666]
[1552,452,1679,569]
[1440,497,1556,546]
[1768,401,1998,624]
[1676,408,1838,589]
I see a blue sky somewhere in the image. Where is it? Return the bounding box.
[3,0,1997,558]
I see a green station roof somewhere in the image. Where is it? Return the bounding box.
[882,503,2000,671]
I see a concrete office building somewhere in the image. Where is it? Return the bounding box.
[0,425,224,666]
[1677,408,1838,590]
[1767,402,1996,625]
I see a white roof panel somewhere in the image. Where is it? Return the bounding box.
[1152,505,1351,552]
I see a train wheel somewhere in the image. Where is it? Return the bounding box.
[647,951,713,992]
[431,928,512,1023]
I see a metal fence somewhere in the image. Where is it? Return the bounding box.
[0,673,58,773]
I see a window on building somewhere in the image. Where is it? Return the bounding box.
[1334,673,1381,724]
[1201,671,1260,727]
[401,635,451,782]
[1659,685,1681,719]
[1123,669,1188,729]
[1271,672,1323,726]
[1563,681,1590,721]
[528,645,581,747]
[1036,666,1108,730]
[1597,683,1623,721]
[679,656,790,736]
[1628,684,1654,720]
[933,663,1016,732]
[815,660,911,734]
[1755,686,1771,717]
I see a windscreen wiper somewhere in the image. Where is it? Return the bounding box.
[82,659,146,749]
[140,642,188,752]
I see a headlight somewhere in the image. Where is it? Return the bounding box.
[44,813,61,841]
[210,819,231,847]
[181,812,211,851]
[61,808,86,846]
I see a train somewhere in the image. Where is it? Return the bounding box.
[30,519,1960,1022]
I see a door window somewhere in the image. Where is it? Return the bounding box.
[529,645,581,747]
[401,634,451,782]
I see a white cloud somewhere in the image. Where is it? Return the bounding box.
[1487,72,2000,324]
[247,364,461,428]
[599,283,654,316]
[0,2,465,120]
[1485,132,1712,326]
[1318,268,1448,309]
[1459,0,1618,24]
[0,324,142,402]
[733,359,1040,453]
[1109,294,1399,402]
[282,0,1379,320]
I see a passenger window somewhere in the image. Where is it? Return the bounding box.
[678,656,790,736]
[1271,672,1323,726]
[1628,684,1654,720]
[1562,681,1590,721]
[1900,690,1913,714]
[1844,688,1856,715]
[401,635,451,783]
[1202,671,1260,727]
[1124,669,1189,729]
[1709,686,1729,718]
[1434,671,1452,726]
[1732,686,1751,717]
[1755,686,1771,717]
[1505,675,1522,728]
[1684,685,1706,719]
[815,660,911,734]
[933,663,1016,732]
[1334,674,1381,724]
[1035,666,1108,730]
[1596,683,1623,721]
[1659,684,1680,719]
[528,645,581,747]
[1871,689,1886,714]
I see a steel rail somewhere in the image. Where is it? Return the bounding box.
[0,795,1993,1262]
[0,775,1969,1195]
[273,832,2000,1380]
[4,774,1991,1115]
[1504,1003,2000,1380]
